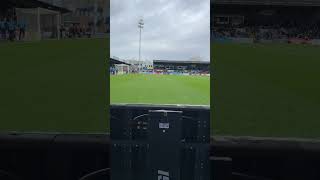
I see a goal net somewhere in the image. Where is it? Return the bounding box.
[16,8,61,41]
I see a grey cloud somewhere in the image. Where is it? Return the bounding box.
[111,0,210,61]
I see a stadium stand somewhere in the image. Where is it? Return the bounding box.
[0,0,69,41]
[211,0,320,44]
[110,58,210,76]
[0,0,70,13]
[0,0,108,41]
[153,60,210,75]
[212,0,320,6]
[110,57,131,75]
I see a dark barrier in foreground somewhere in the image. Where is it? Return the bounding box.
[211,136,320,180]
[1,133,320,180]
[0,133,109,180]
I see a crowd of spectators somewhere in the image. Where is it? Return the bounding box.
[59,24,93,39]
[1,7,110,42]
[0,10,26,42]
[110,66,118,75]
[212,20,320,40]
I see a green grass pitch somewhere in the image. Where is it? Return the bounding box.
[0,38,109,133]
[2,38,320,138]
[110,74,210,105]
[212,43,320,138]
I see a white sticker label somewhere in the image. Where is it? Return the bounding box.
[159,123,169,129]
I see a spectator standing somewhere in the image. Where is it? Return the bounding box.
[18,20,26,41]
[0,18,6,40]
[81,25,86,37]
[70,24,76,38]
[86,25,92,38]
[68,25,73,38]
[59,24,65,39]
[8,19,16,41]
[76,24,81,37]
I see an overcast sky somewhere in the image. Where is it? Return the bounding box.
[110,0,210,61]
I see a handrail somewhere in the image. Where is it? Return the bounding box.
[1,133,320,153]
[79,168,110,180]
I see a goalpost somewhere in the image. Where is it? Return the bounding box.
[15,8,61,41]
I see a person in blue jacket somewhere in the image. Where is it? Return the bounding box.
[7,19,16,41]
[0,17,6,40]
[18,20,26,40]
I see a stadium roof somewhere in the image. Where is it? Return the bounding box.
[110,58,131,65]
[212,0,320,6]
[153,60,210,65]
[1,0,70,13]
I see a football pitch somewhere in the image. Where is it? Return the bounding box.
[0,38,108,133]
[110,74,210,105]
[2,39,320,138]
[212,43,320,138]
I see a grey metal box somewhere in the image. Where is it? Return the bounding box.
[110,104,210,180]
[147,110,183,180]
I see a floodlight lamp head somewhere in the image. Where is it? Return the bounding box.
[138,19,144,28]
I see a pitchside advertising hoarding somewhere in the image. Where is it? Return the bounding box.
[312,39,320,45]
[212,36,320,45]
[288,38,320,45]
[288,38,312,44]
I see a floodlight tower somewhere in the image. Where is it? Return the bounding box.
[138,18,144,63]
